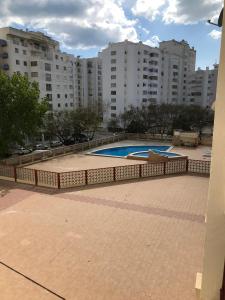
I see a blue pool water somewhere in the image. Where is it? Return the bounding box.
[92,145,171,157]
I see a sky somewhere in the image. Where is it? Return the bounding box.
[0,0,223,69]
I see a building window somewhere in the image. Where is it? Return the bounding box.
[57,103,61,107]
[46,84,52,91]
[31,72,38,77]
[172,85,178,89]
[23,61,27,66]
[111,98,116,103]
[46,94,52,101]
[111,67,116,71]
[57,94,60,98]
[65,103,68,107]
[55,54,58,59]
[23,50,27,55]
[142,98,147,102]
[111,51,116,55]
[111,106,116,110]
[65,94,68,98]
[150,53,159,57]
[143,90,148,95]
[111,83,116,88]
[31,61,38,67]
[45,63,51,71]
[173,65,178,69]
[111,59,116,63]
[64,66,67,71]
[111,75,116,79]
[45,73,52,81]
[15,48,19,53]
[111,113,116,118]
[16,60,20,65]
[56,65,59,70]
[111,91,116,95]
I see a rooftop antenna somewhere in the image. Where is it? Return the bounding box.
[208,7,223,27]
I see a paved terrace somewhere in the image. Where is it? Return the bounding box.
[26,140,211,172]
[0,175,208,300]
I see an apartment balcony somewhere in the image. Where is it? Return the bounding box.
[0,39,7,47]
[1,52,8,59]
[2,64,9,70]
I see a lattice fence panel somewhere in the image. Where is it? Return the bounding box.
[165,159,187,175]
[0,165,14,179]
[141,163,164,177]
[16,168,35,184]
[60,171,86,188]
[115,164,140,181]
[188,159,211,175]
[87,167,114,185]
[37,170,58,188]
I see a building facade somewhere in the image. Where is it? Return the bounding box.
[0,27,76,111]
[186,64,218,107]
[100,40,162,121]
[74,56,102,115]
[159,39,196,105]
[0,26,218,123]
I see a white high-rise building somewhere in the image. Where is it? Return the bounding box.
[187,64,218,107]
[0,26,218,121]
[0,27,76,111]
[100,39,198,122]
[74,56,102,115]
[100,40,162,121]
[159,39,196,105]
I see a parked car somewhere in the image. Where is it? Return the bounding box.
[50,140,63,148]
[14,147,32,155]
[75,133,89,143]
[63,138,75,146]
[34,144,49,150]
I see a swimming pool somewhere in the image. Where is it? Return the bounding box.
[90,145,172,158]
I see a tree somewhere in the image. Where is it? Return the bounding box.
[44,107,101,143]
[119,103,214,135]
[0,72,47,157]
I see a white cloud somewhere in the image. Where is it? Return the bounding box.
[132,0,166,21]
[144,35,161,47]
[0,0,138,49]
[163,0,223,25]
[131,0,223,25]
[209,29,222,40]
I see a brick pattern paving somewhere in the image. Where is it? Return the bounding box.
[0,176,208,300]
[56,193,205,224]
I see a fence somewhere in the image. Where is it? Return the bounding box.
[1,134,127,166]
[0,158,210,189]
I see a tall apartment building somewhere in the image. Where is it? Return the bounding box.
[0,27,76,110]
[74,56,102,115]
[0,26,218,122]
[100,40,162,121]
[159,39,196,105]
[186,64,218,107]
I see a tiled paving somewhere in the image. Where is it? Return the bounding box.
[26,140,211,172]
[0,175,208,300]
